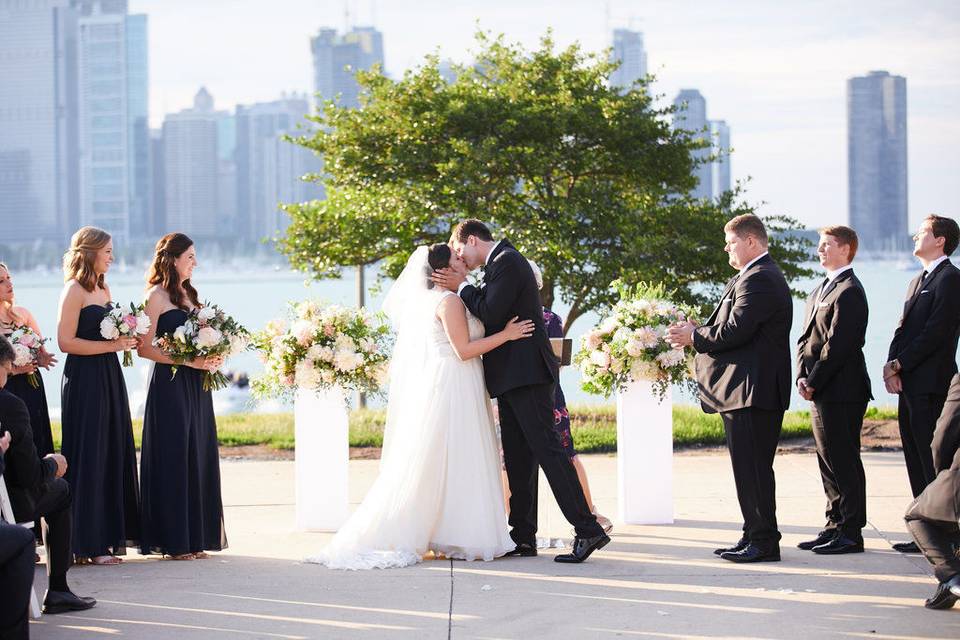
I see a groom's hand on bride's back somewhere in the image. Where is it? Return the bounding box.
[431,265,467,292]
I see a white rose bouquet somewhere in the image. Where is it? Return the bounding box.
[152,302,250,391]
[576,281,698,400]
[7,326,48,388]
[251,300,391,400]
[100,302,150,366]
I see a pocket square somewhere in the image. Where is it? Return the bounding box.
[920,290,930,294]
[722,297,733,304]
[818,301,829,307]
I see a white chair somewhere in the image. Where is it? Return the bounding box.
[0,472,42,618]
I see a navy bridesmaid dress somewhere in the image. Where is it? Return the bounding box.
[140,308,227,556]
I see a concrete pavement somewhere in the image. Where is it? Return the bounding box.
[29,451,960,639]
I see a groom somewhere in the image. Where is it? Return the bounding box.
[433,219,609,563]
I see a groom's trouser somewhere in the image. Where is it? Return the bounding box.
[498,382,603,544]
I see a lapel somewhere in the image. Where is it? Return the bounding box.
[482,240,511,285]
[801,270,854,338]
[901,259,951,322]
[706,254,772,324]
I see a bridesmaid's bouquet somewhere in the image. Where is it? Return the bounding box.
[7,326,47,388]
[100,302,150,366]
[252,300,391,399]
[576,281,697,400]
[152,303,250,391]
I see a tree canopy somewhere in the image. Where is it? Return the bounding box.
[280,31,813,333]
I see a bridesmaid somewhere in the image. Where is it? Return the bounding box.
[137,233,227,560]
[57,227,141,565]
[0,263,58,458]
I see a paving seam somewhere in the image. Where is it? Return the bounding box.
[447,558,454,640]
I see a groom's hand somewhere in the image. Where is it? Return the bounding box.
[667,320,697,349]
[431,264,467,292]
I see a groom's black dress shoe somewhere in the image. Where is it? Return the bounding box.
[719,543,780,563]
[503,543,537,558]
[925,575,960,610]
[812,535,863,555]
[713,538,749,556]
[43,589,97,614]
[554,533,610,564]
[797,530,836,551]
[893,541,921,553]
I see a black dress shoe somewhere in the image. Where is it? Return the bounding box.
[714,538,749,556]
[719,543,781,563]
[812,535,864,555]
[42,589,97,614]
[797,530,837,551]
[925,575,960,610]
[554,533,610,564]
[503,543,537,558]
[893,541,921,553]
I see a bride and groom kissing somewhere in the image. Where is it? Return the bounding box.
[307,219,610,570]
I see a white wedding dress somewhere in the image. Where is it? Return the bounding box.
[306,248,513,570]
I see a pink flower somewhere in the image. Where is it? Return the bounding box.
[123,314,138,330]
[18,334,36,348]
[322,324,335,337]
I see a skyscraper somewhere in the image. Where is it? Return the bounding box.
[710,120,731,196]
[610,28,647,90]
[126,12,150,238]
[235,96,323,243]
[162,88,222,239]
[311,26,384,108]
[672,89,713,200]
[848,70,908,253]
[0,0,79,241]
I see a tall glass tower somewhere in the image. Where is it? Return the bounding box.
[672,89,713,201]
[311,26,384,109]
[610,29,647,90]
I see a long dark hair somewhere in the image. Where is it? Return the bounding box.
[146,233,200,310]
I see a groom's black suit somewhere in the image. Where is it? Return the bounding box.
[460,240,603,544]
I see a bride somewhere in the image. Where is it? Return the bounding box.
[306,244,534,569]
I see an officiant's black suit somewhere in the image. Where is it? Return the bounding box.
[888,259,960,498]
[796,269,872,541]
[692,254,793,550]
[460,240,603,544]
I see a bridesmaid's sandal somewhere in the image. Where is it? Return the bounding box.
[90,555,123,565]
[192,551,209,559]
[165,553,195,561]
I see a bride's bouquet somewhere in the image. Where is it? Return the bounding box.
[7,326,47,388]
[576,281,697,400]
[252,300,391,400]
[100,302,150,366]
[153,303,250,391]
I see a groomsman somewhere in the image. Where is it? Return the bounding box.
[884,214,960,553]
[796,226,871,554]
[668,214,793,563]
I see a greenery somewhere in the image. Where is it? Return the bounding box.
[50,404,899,454]
[281,31,813,334]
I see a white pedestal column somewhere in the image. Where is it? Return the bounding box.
[616,380,674,524]
[294,387,349,531]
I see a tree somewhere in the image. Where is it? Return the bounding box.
[280,31,813,333]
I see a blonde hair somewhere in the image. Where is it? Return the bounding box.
[0,262,24,326]
[63,226,111,292]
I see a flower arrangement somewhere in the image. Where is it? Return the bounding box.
[152,303,250,391]
[251,300,391,400]
[576,281,698,400]
[7,326,47,388]
[100,302,150,366]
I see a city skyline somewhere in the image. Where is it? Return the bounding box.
[130,0,960,231]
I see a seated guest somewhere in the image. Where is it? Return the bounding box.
[905,373,960,609]
[1,430,35,639]
[0,335,95,614]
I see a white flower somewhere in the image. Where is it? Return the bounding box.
[599,316,620,335]
[291,319,315,346]
[11,343,32,367]
[610,357,624,374]
[306,344,325,362]
[655,348,686,369]
[196,326,223,349]
[197,306,216,323]
[630,359,660,381]
[100,317,120,340]
[360,337,377,353]
[135,313,151,335]
[173,326,188,343]
[589,349,611,370]
[295,358,322,389]
[334,334,355,353]
[228,333,248,355]
[320,369,335,385]
[625,338,645,358]
[635,327,660,349]
[333,349,363,372]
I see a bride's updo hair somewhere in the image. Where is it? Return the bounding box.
[426,243,452,289]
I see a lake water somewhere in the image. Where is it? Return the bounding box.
[10,258,956,418]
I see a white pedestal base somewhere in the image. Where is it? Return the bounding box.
[294,387,349,531]
[616,380,674,524]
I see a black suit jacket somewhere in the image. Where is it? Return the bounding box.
[888,259,960,395]
[0,388,56,522]
[693,254,793,413]
[459,240,557,398]
[796,269,872,404]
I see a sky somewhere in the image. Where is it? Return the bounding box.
[129,0,960,230]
